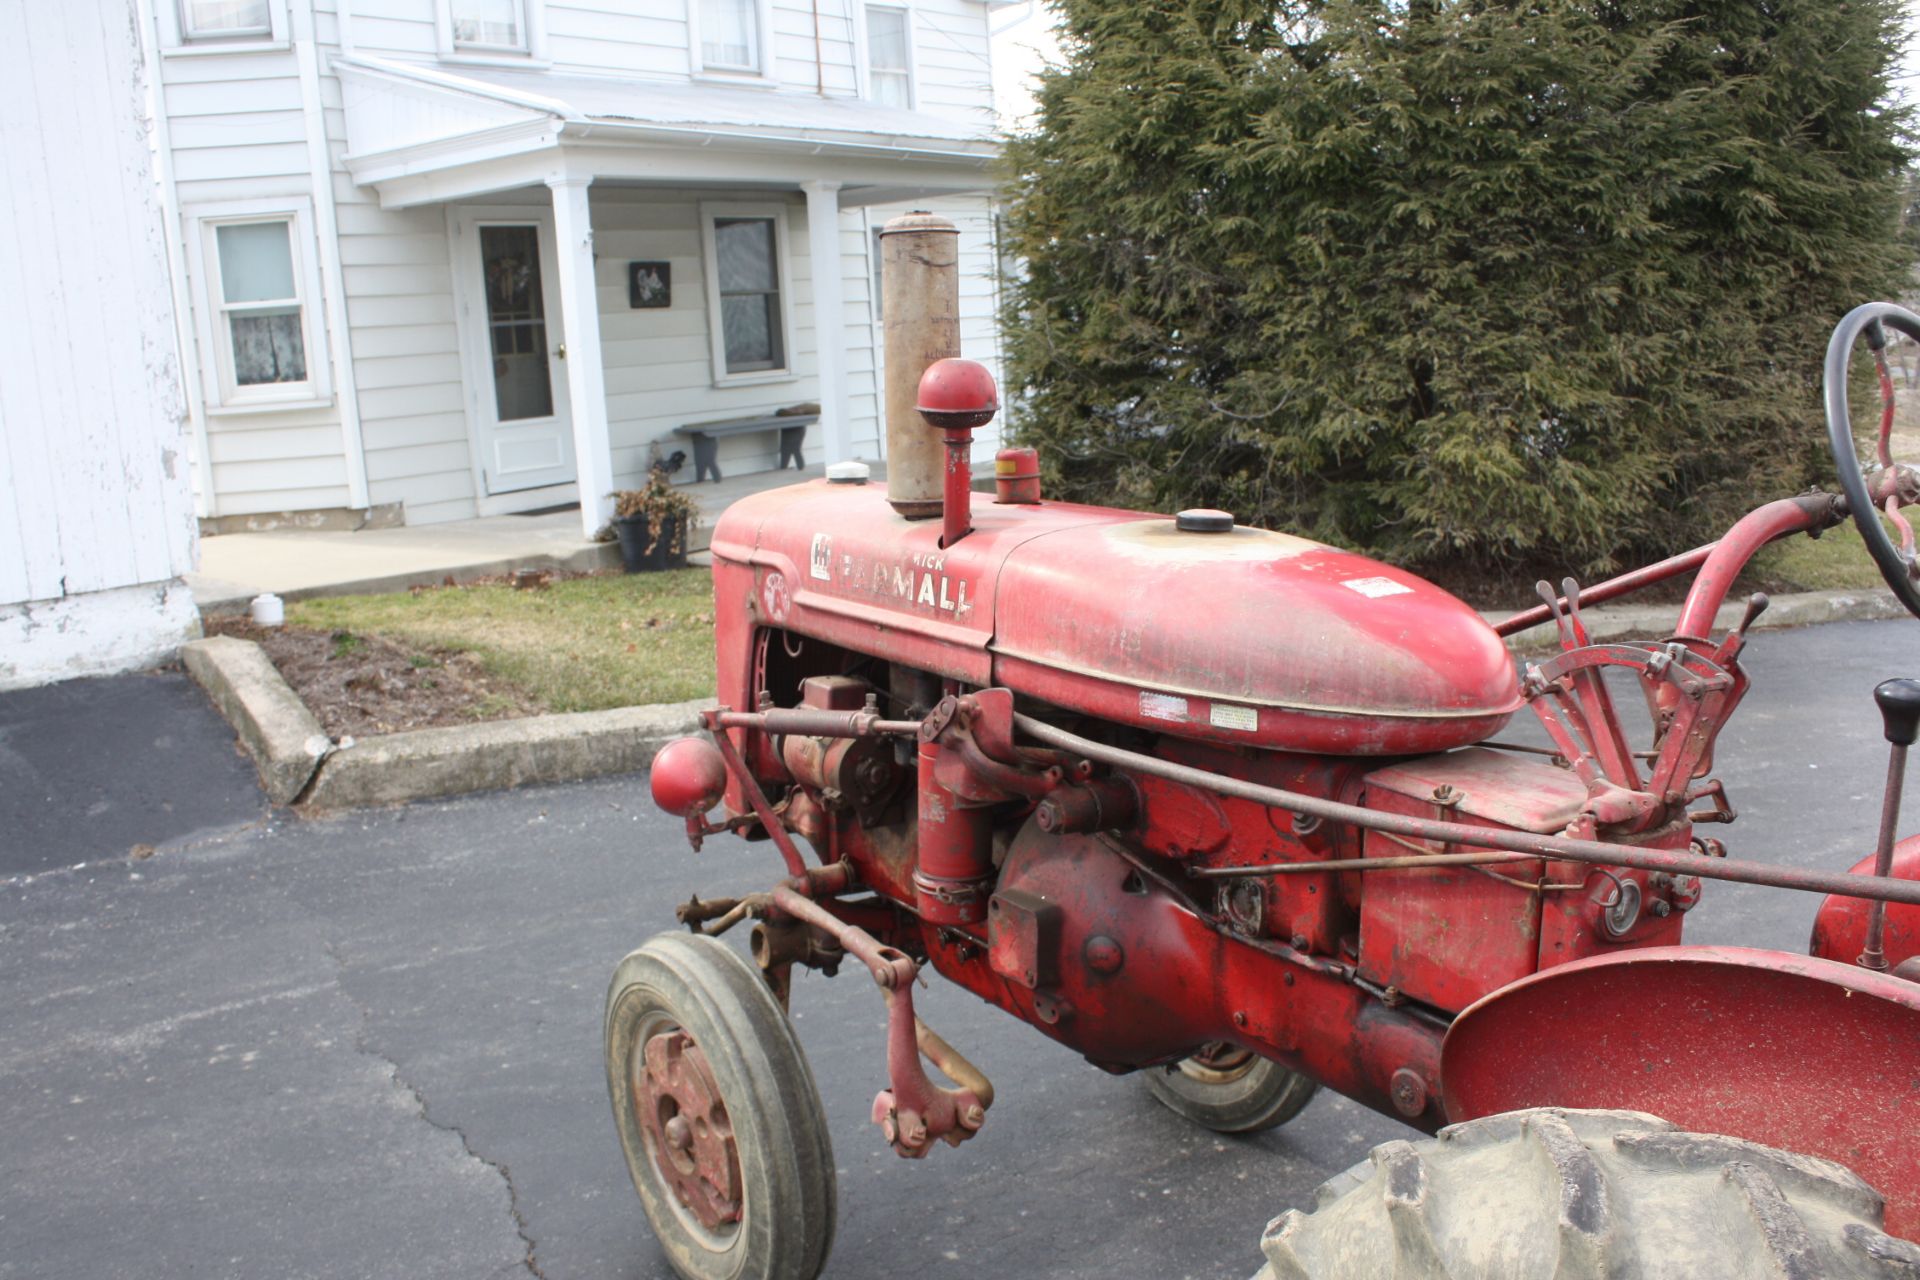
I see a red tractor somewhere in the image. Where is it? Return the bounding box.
[606,213,1920,1279]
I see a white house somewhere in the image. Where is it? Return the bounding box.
[0,3,201,691]
[141,0,1013,541]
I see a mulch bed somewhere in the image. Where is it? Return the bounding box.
[207,617,543,739]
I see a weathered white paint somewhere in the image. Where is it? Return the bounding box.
[0,1,200,690]
[295,0,370,507]
[0,585,203,692]
[803,181,850,464]
[548,175,615,538]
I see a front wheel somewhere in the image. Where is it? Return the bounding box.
[605,933,836,1280]
[1143,1044,1320,1134]
[1256,1108,1920,1279]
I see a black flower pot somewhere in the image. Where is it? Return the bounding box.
[612,514,688,573]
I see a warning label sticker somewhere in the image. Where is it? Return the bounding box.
[1139,692,1188,723]
[1341,575,1413,599]
[1209,703,1258,732]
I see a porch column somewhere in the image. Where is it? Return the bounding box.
[547,175,615,540]
[801,180,850,465]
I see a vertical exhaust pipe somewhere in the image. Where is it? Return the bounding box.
[881,211,960,520]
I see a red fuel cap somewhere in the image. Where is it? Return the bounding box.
[1175,509,1234,533]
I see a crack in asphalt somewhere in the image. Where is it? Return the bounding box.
[322,939,548,1280]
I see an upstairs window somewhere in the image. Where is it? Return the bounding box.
[436,0,544,62]
[700,0,762,74]
[450,0,526,52]
[166,0,287,47]
[180,0,271,40]
[864,6,914,109]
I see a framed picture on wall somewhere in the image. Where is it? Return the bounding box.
[628,261,671,309]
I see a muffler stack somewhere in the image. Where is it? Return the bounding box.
[880,211,960,520]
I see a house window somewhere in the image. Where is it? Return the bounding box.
[165,0,288,48]
[187,201,330,411]
[864,6,914,109]
[701,205,794,383]
[180,0,271,39]
[450,0,526,52]
[700,0,761,73]
[435,0,544,61]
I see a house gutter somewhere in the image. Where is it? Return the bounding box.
[133,0,216,520]
[294,0,370,510]
[554,118,996,166]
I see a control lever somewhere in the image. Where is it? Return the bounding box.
[1860,678,1920,970]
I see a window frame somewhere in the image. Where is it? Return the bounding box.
[183,198,332,414]
[856,1,917,110]
[158,0,289,53]
[687,0,776,82]
[699,201,798,388]
[434,0,549,66]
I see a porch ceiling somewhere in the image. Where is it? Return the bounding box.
[335,56,1001,210]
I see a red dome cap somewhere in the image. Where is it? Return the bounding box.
[916,358,999,430]
[649,736,728,817]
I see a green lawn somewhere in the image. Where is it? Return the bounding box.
[1747,517,1893,594]
[288,569,716,712]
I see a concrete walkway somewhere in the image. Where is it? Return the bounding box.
[188,463,848,613]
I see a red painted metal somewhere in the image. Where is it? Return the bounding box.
[1810,835,1920,970]
[710,480,1521,760]
[992,447,1041,504]
[1672,494,1838,641]
[662,455,1920,1234]
[1441,946,1920,1236]
[917,358,996,548]
[649,736,728,817]
[635,1029,743,1230]
[1495,542,1717,638]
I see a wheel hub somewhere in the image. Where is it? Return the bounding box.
[633,1028,742,1231]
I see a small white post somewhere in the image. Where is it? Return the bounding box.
[801,180,850,465]
[547,175,615,540]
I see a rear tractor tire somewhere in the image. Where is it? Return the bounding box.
[1255,1108,1920,1280]
[605,932,836,1280]
[1143,1044,1320,1134]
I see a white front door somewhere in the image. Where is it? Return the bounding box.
[453,208,576,496]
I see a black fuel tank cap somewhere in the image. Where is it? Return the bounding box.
[1175,508,1234,533]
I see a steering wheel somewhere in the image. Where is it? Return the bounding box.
[1823,302,1920,619]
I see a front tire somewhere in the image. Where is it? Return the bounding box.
[1143,1044,1320,1134]
[1256,1108,1920,1279]
[605,933,836,1280]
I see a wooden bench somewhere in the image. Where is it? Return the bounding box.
[672,413,817,483]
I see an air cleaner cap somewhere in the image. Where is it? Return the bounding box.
[1175,508,1234,533]
[826,461,871,484]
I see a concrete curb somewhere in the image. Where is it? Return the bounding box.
[181,636,331,805]
[300,700,713,811]
[1497,586,1909,653]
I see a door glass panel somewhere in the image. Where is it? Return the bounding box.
[480,225,554,422]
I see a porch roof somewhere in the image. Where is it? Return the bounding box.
[336,56,1001,209]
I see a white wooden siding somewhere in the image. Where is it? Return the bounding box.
[150,0,998,526]
[0,0,198,681]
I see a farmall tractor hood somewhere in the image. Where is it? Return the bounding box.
[713,480,1520,756]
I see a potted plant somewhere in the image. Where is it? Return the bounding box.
[608,468,699,573]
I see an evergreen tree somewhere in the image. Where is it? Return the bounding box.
[1000,0,1914,570]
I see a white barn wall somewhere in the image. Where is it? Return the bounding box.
[0,1,200,690]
